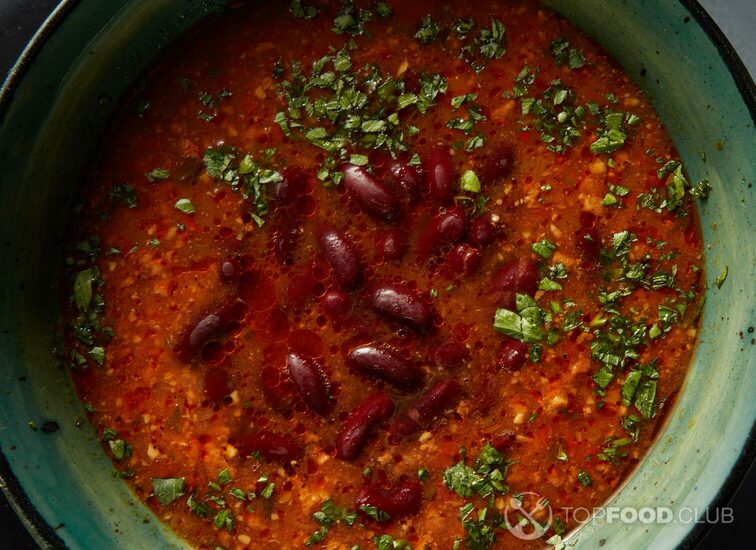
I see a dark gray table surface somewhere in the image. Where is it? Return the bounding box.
[0,1,753,549]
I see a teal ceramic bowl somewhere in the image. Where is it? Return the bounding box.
[0,1,753,548]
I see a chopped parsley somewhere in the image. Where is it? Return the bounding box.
[550,37,586,69]
[202,146,282,224]
[289,0,319,19]
[174,198,195,214]
[414,15,439,43]
[443,443,511,500]
[460,170,481,193]
[146,167,170,182]
[360,504,391,522]
[493,294,552,344]
[305,498,357,546]
[715,265,728,288]
[577,470,592,487]
[151,477,185,506]
[532,238,557,259]
[374,534,412,549]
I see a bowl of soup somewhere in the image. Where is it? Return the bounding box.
[0,1,753,549]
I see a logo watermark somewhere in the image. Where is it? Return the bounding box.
[503,491,734,541]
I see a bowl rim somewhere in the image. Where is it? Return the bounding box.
[0,1,753,549]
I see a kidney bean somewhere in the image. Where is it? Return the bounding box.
[576,229,602,267]
[387,157,422,197]
[413,378,463,423]
[416,207,467,260]
[286,352,331,415]
[235,430,303,463]
[368,283,438,334]
[204,368,230,403]
[342,164,400,222]
[392,379,463,436]
[434,341,470,369]
[322,289,353,322]
[491,258,538,309]
[468,212,502,246]
[441,243,481,280]
[336,393,395,461]
[273,167,313,205]
[491,430,516,453]
[497,337,528,371]
[320,227,362,287]
[355,480,423,520]
[273,220,301,264]
[480,143,516,181]
[175,299,240,362]
[376,229,408,262]
[260,365,296,412]
[424,147,455,203]
[575,210,602,267]
[472,366,498,415]
[219,258,240,283]
[346,344,424,390]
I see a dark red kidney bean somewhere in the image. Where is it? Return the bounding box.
[468,212,501,246]
[387,157,421,197]
[346,345,424,390]
[472,366,498,415]
[490,430,516,453]
[235,430,303,463]
[424,147,455,203]
[342,164,400,222]
[413,379,463,424]
[322,289,353,322]
[392,379,463,436]
[175,299,238,362]
[355,480,423,520]
[434,341,470,369]
[260,365,296,412]
[416,207,467,260]
[286,352,331,415]
[575,211,602,267]
[320,227,362,288]
[496,337,528,371]
[273,167,313,205]
[480,143,516,181]
[204,368,230,404]
[491,258,538,309]
[575,228,602,267]
[336,393,395,461]
[390,413,421,437]
[579,210,597,230]
[376,229,408,262]
[368,283,438,335]
[273,220,301,264]
[219,258,239,283]
[441,243,481,280]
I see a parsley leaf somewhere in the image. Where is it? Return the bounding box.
[414,15,439,43]
[151,477,185,506]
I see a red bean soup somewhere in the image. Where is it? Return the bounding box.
[62,1,708,548]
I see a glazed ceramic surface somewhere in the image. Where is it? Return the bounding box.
[0,1,753,549]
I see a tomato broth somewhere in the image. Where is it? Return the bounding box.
[62,1,707,548]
